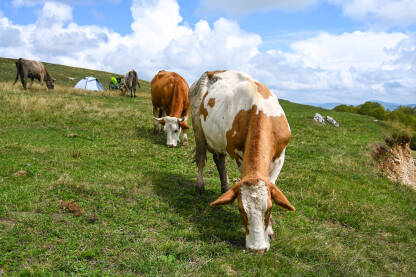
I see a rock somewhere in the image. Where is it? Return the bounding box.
[314,113,339,127]
[325,116,339,127]
[314,113,326,124]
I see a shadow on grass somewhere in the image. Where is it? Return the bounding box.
[150,170,245,248]
[135,125,166,146]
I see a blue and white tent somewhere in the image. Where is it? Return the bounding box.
[74,76,105,91]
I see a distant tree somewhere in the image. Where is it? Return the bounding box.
[356,101,388,120]
[333,104,357,113]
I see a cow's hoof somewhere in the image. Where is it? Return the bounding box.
[182,141,189,147]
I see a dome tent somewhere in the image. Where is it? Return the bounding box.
[74,76,105,91]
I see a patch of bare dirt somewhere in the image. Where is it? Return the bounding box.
[59,199,84,217]
[373,135,416,189]
[12,170,27,177]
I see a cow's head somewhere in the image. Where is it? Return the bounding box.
[46,78,55,90]
[211,178,294,253]
[153,116,189,147]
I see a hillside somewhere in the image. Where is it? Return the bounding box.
[0,57,151,91]
[0,60,416,276]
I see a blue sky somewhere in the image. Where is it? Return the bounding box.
[0,0,415,105]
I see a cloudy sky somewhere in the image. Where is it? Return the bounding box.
[0,0,415,105]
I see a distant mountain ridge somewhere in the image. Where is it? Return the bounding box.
[307,100,416,111]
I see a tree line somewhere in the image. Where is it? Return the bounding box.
[333,102,416,150]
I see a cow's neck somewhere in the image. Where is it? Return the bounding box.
[241,107,275,182]
[169,83,183,118]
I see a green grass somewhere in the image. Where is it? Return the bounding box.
[1,58,416,276]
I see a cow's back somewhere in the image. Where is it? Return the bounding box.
[20,59,46,77]
[151,71,189,115]
[190,70,287,159]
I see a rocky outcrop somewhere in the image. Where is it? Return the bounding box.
[374,135,416,189]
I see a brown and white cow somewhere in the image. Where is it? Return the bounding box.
[189,70,295,253]
[13,58,55,90]
[121,69,140,97]
[151,70,190,147]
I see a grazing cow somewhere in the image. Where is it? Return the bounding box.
[13,58,55,90]
[189,70,295,253]
[121,69,140,97]
[151,70,190,147]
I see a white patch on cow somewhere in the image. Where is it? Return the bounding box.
[161,116,182,147]
[240,180,270,251]
[269,149,286,183]
[192,70,287,169]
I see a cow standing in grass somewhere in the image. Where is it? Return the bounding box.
[189,70,295,253]
[151,70,190,147]
[121,69,140,97]
[13,58,55,90]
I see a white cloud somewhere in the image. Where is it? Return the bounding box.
[329,0,416,27]
[199,0,318,14]
[0,0,415,105]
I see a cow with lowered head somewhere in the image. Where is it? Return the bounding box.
[121,69,140,97]
[14,58,55,90]
[151,70,190,147]
[189,70,295,253]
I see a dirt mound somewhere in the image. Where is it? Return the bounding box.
[373,135,416,189]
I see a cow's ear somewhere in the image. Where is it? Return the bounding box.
[210,184,240,207]
[153,117,165,125]
[270,185,295,211]
[179,121,189,130]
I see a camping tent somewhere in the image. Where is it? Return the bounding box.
[74,76,105,91]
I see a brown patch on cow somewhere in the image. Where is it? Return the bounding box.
[59,199,83,217]
[226,105,291,180]
[207,98,215,108]
[199,91,209,121]
[255,81,272,98]
[207,70,227,80]
[226,109,250,168]
[271,115,291,160]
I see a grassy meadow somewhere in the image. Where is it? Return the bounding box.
[1,58,416,276]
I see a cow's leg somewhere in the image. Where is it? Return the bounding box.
[267,149,286,241]
[182,129,188,146]
[195,139,207,194]
[153,106,160,134]
[29,78,34,88]
[193,114,207,194]
[213,153,230,193]
[133,88,136,98]
[160,110,165,132]
[39,75,44,86]
[13,70,19,85]
[21,75,27,90]
[269,149,286,184]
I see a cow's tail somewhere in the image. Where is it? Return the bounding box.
[14,59,22,85]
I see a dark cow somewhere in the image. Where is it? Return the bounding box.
[151,70,190,147]
[121,69,140,97]
[13,58,55,90]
